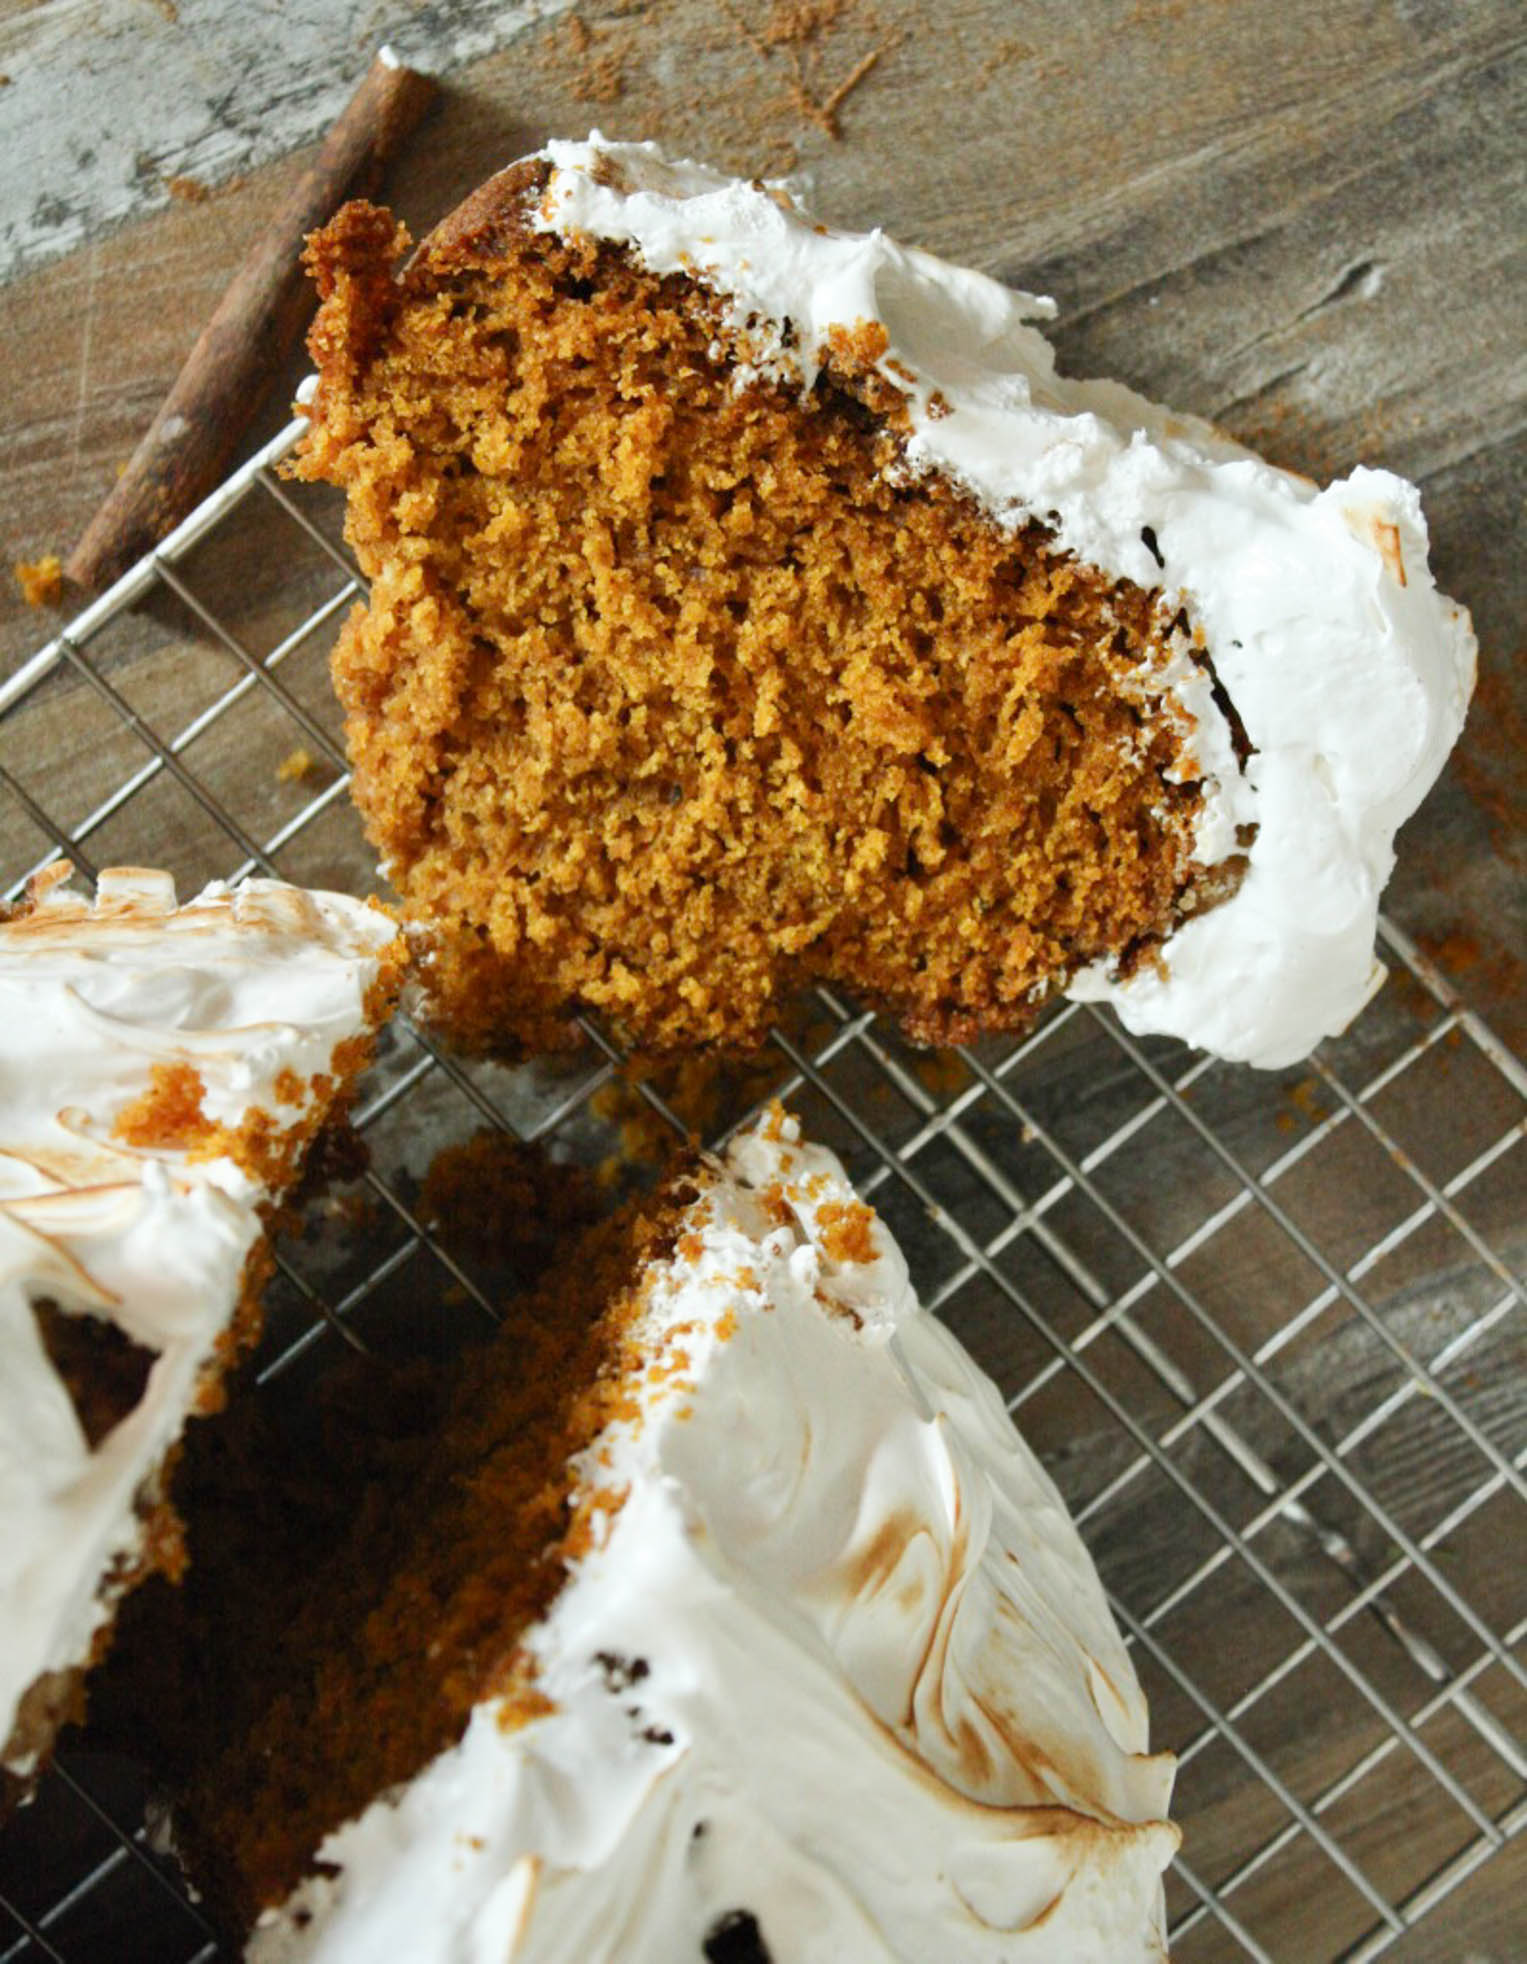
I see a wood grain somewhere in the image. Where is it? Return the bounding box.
[66,50,437,591]
[0,0,569,279]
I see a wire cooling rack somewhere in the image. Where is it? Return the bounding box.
[0,417,1522,1964]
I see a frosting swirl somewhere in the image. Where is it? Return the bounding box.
[254,1114,1176,1962]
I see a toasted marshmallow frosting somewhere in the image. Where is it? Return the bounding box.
[526,135,1475,1068]
[253,1112,1177,1963]
[0,867,402,1771]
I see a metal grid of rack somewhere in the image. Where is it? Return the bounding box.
[0,419,1522,1963]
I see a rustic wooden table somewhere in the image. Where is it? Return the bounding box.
[0,3,1521,1961]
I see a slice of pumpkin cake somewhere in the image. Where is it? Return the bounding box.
[298,134,1473,1066]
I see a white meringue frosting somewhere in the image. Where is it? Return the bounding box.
[0,866,402,1770]
[526,135,1475,1068]
[252,1113,1177,1963]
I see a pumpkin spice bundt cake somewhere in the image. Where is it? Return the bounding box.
[0,865,403,1788]
[298,137,1473,1068]
[95,1111,1178,1963]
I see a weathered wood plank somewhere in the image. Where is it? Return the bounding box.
[0,0,572,279]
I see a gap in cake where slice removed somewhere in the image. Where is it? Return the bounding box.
[93,1108,1178,1964]
[296,133,1475,1069]
[0,863,406,1789]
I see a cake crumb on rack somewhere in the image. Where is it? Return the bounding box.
[13,555,63,607]
[277,747,316,784]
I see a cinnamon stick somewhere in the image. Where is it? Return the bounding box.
[66,48,436,593]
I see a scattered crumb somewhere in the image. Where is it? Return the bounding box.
[277,746,317,784]
[166,175,211,204]
[816,1197,877,1264]
[144,0,179,21]
[972,36,1036,89]
[572,52,625,104]
[14,555,64,608]
[723,0,900,140]
[319,1189,378,1230]
[552,7,632,106]
[590,1077,686,1172]
[513,0,900,177]
[1423,930,1481,975]
[591,1054,787,1175]
[1284,1076,1329,1125]
[914,1049,968,1097]
[1386,966,1438,1028]
[764,0,851,41]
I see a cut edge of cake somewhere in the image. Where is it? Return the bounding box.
[526,136,1475,1066]
[140,1107,1178,1964]
[300,134,1474,1069]
[0,863,406,1784]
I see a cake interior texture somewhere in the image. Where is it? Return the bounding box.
[0,870,405,1790]
[93,1173,695,1932]
[300,163,1224,1055]
[87,1117,1177,1963]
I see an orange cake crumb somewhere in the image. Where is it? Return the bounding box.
[112,1062,215,1152]
[13,554,63,608]
[815,1198,877,1264]
[276,746,316,783]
